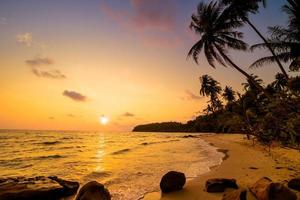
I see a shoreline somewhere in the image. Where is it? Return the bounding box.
[143,134,300,200]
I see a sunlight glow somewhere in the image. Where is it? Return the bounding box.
[100,116,109,125]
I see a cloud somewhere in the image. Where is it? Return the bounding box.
[49,117,55,120]
[100,0,182,48]
[182,90,202,101]
[17,33,33,47]
[122,112,135,117]
[63,90,87,102]
[26,56,54,66]
[0,17,7,25]
[25,56,66,79]
[32,68,66,79]
[67,114,75,117]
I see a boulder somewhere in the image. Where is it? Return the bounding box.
[160,171,186,193]
[222,189,247,200]
[182,135,197,138]
[250,177,297,200]
[288,178,300,191]
[205,178,238,193]
[75,181,111,200]
[0,176,79,200]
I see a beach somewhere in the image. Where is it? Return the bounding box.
[144,134,300,200]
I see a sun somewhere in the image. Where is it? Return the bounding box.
[100,115,109,125]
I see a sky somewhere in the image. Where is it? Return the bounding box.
[0,0,295,131]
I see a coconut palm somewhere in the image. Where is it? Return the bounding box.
[251,0,300,72]
[242,75,263,92]
[272,73,288,91]
[188,1,268,96]
[223,86,236,102]
[199,75,223,112]
[221,0,289,79]
[199,75,221,98]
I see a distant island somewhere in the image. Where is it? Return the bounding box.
[132,112,243,133]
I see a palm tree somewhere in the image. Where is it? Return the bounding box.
[199,75,221,98]
[188,1,268,97]
[251,0,300,73]
[242,74,263,92]
[221,0,289,79]
[272,73,288,91]
[199,75,223,112]
[223,86,236,102]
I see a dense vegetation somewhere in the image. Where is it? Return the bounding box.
[133,0,300,146]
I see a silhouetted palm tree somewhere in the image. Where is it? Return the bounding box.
[251,0,300,73]
[199,75,221,98]
[223,86,236,102]
[188,1,268,96]
[272,73,288,91]
[242,75,263,92]
[199,75,223,112]
[222,0,289,79]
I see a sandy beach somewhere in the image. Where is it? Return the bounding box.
[143,134,300,200]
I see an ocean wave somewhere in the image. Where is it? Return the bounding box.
[111,148,131,155]
[40,141,62,145]
[35,154,64,160]
[83,171,112,180]
[140,139,180,146]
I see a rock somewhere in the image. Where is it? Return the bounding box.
[222,189,247,200]
[160,171,186,193]
[288,178,300,191]
[182,135,197,138]
[0,176,79,200]
[75,181,111,200]
[205,178,238,193]
[250,177,297,200]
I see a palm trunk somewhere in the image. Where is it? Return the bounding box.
[216,47,272,99]
[246,19,289,79]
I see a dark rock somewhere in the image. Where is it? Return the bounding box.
[160,171,186,193]
[75,181,111,200]
[249,167,259,170]
[288,178,300,191]
[206,178,238,193]
[0,176,79,200]
[250,177,297,200]
[182,135,197,138]
[222,189,247,200]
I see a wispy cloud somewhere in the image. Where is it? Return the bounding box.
[0,17,7,25]
[181,90,202,101]
[17,33,33,47]
[122,112,135,117]
[25,56,66,79]
[100,0,182,48]
[32,68,66,79]
[63,90,87,102]
[26,57,54,66]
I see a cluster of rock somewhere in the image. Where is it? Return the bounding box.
[1,172,299,200]
[0,176,111,200]
[158,171,300,200]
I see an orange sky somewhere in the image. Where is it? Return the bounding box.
[0,0,295,131]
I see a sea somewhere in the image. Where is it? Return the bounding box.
[0,130,224,200]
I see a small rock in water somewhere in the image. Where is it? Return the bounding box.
[160,171,186,193]
[222,189,247,200]
[250,177,297,200]
[75,181,111,200]
[0,176,79,200]
[206,178,238,193]
[288,178,300,191]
